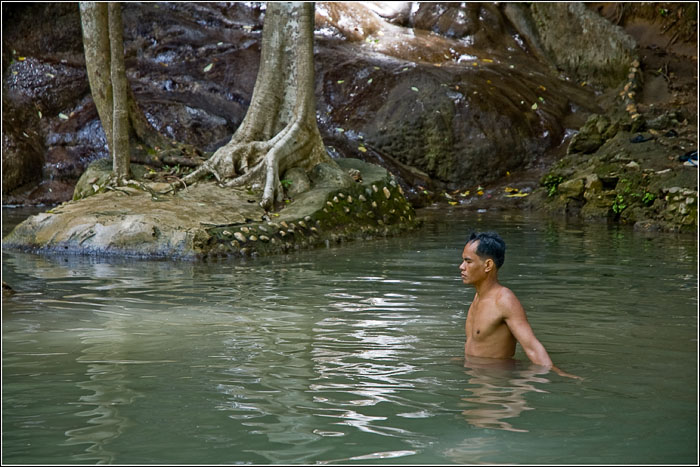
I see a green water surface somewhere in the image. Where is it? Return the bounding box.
[2,208,697,464]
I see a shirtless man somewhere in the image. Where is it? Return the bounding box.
[460,231,578,378]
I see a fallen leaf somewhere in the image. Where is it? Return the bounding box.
[460,191,470,197]
[504,186,519,193]
[411,86,419,92]
[531,103,538,110]
[506,192,529,198]
[367,78,373,84]
[448,201,458,206]
[337,79,344,84]
[37,110,42,119]
[358,146,367,153]
[481,58,494,63]
[203,63,213,72]
[477,190,484,196]
[335,128,344,132]
[58,113,69,120]
[18,56,26,61]
[539,85,546,91]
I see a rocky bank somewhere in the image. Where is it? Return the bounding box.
[2,2,697,260]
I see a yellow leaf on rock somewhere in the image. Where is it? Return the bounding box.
[448,201,458,206]
[358,146,367,153]
[506,192,529,198]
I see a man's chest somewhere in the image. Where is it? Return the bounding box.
[466,301,504,339]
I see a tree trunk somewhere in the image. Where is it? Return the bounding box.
[183,2,332,211]
[80,2,200,180]
[108,2,130,180]
[79,2,113,152]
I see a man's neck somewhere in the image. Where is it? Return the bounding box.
[473,274,500,297]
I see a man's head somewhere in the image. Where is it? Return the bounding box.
[460,232,506,285]
[467,231,506,269]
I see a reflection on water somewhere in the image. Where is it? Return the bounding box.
[2,209,697,464]
[461,359,550,433]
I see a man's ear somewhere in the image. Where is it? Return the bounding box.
[484,258,494,272]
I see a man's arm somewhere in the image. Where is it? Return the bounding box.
[498,290,553,367]
[499,290,582,379]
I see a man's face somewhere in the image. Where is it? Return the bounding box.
[460,240,486,285]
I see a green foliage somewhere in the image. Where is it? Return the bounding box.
[542,174,564,197]
[642,191,657,206]
[280,179,293,188]
[612,194,627,214]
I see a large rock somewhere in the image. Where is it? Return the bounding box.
[2,159,418,259]
[530,3,637,87]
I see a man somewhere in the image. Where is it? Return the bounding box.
[460,231,579,378]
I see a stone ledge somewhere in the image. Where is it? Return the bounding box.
[2,158,419,260]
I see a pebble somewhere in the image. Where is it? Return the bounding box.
[383,187,391,199]
[234,232,247,242]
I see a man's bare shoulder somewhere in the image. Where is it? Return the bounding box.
[493,285,526,317]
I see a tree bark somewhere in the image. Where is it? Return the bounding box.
[183,2,332,211]
[79,2,113,152]
[108,2,130,180]
[80,2,201,180]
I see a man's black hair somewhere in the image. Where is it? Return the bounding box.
[467,231,506,269]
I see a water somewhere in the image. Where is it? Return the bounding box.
[2,208,697,464]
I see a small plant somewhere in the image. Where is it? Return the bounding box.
[543,174,564,197]
[642,191,657,206]
[612,194,627,214]
[280,179,293,189]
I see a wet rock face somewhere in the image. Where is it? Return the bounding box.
[3,2,600,205]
